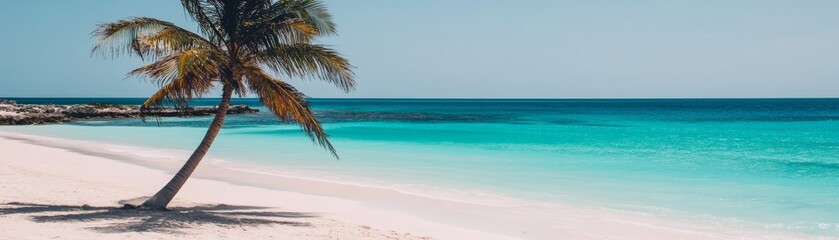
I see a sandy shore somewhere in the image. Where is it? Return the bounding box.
[0,128,829,239]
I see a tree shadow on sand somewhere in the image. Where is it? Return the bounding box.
[0,202,315,234]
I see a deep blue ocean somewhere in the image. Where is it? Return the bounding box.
[5,98,839,236]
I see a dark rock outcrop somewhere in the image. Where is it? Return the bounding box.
[0,100,259,125]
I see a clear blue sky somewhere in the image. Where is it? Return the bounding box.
[1,1,837,98]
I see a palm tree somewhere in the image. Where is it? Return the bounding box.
[92,0,354,210]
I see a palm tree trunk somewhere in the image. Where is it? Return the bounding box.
[142,86,234,210]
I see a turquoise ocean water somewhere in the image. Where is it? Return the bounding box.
[5,98,839,236]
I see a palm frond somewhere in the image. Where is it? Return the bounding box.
[239,0,336,50]
[283,0,337,36]
[139,75,211,117]
[138,28,216,58]
[92,17,210,59]
[255,43,355,92]
[180,0,226,44]
[130,48,225,84]
[130,49,223,113]
[243,66,337,157]
[244,18,320,49]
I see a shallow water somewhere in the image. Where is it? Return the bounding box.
[6,98,839,236]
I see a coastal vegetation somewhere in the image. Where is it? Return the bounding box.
[92,0,354,209]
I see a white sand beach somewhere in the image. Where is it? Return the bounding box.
[0,128,828,240]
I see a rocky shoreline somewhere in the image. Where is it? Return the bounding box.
[0,99,258,125]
